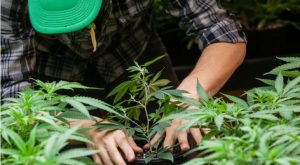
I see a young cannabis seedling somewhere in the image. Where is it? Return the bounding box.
[95,56,187,163]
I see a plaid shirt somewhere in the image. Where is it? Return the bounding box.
[1,0,247,98]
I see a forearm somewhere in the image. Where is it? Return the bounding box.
[177,42,246,100]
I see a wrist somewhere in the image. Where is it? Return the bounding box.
[177,75,201,101]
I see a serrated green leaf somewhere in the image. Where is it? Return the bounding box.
[108,81,131,98]
[214,115,224,131]
[59,148,99,160]
[5,129,26,152]
[279,110,293,120]
[248,114,279,121]
[223,94,248,108]
[58,111,91,120]
[73,96,123,117]
[163,89,186,97]
[257,78,275,86]
[96,122,126,131]
[134,127,144,133]
[275,73,284,93]
[277,56,300,63]
[182,158,206,165]
[151,71,162,83]
[0,148,20,156]
[281,70,300,78]
[142,55,166,67]
[151,79,170,87]
[158,152,173,162]
[153,91,164,99]
[69,134,93,145]
[1,130,11,145]
[62,97,91,119]
[268,62,300,75]
[57,81,102,91]
[44,134,59,157]
[107,81,133,104]
[75,157,99,165]
[283,76,300,94]
[59,159,86,165]
[170,95,201,107]
[127,128,135,137]
[144,155,155,164]
[196,79,208,101]
[35,116,59,128]
[27,125,37,152]
[55,125,82,152]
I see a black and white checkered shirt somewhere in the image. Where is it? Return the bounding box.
[1,0,247,98]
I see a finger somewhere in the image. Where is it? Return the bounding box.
[87,143,103,164]
[128,137,143,153]
[143,134,162,150]
[105,139,127,165]
[177,129,190,152]
[201,128,216,141]
[92,154,102,164]
[116,137,136,162]
[163,127,176,148]
[97,145,114,165]
[190,128,202,144]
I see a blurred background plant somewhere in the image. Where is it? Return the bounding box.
[152,0,300,92]
[220,0,300,31]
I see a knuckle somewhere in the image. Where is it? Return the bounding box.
[92,134,101,142]
[114,130,126,140]
[102,137,111,145]
[173,120,181,124]
[114,130,125,136]
[165,127,174,132]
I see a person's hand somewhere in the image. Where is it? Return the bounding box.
[86,128,143,165]
[143,119,203,152]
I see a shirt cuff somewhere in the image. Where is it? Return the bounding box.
[190,17,247,50]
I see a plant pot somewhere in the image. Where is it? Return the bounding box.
[128,134,198,165]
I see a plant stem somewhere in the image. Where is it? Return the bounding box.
[130,95,153,152]
[141,70,153,152]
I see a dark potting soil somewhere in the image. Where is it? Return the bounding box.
[127,134,198,165]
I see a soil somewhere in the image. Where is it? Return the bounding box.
[128,134,198,165]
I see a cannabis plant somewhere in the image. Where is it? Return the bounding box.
[0,80,118,165]
[161,56,300,165]
[267,56,300,78]
[95,56,188,163]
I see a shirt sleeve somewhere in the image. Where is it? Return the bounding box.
[163,0,247,50]
[1,0,36,99]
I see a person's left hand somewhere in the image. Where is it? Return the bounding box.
[143,119,202,152]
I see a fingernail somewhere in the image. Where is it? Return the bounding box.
[181,145,190,152]
[143,144,149,149]
[127,154,135,162]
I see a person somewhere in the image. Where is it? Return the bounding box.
[1,0,246,164]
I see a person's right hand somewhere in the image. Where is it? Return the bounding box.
[86,128,143,165]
